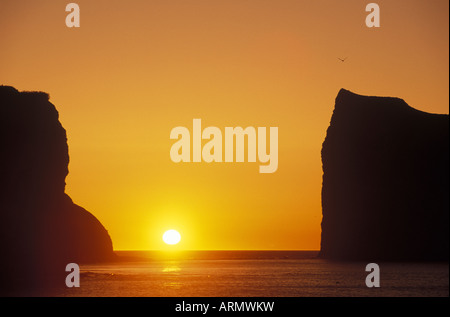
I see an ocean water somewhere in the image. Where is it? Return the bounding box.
[56,251,448,297]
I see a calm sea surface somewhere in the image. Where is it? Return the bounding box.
[56,251,448,297]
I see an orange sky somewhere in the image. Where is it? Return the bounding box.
[0,0,448,250]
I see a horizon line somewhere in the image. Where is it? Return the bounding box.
[113,249,321,252]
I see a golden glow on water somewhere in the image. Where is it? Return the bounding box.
[162,261,181,275]
[162,266,181,274]
[65,251,449,297]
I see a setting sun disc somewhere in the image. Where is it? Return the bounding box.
[162,229,181,245]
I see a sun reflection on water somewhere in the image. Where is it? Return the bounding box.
[162,266,181,273]
[162,261,182,289]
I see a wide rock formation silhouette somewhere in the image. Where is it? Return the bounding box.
[0,86,115,295]
[320,89,449,261]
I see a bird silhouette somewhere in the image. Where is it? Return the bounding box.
[338,57,348,62]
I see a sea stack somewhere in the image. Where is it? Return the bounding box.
[0,86,115,294]
[320,89,449,261]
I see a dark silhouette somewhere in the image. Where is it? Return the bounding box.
[337,57,348,62]
[0,86,115,295]
[319,89,449,261]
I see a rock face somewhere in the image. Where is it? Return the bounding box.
[0,86,115,294]
[320,89,449,261]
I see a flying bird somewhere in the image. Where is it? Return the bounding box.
[338,57,348,62]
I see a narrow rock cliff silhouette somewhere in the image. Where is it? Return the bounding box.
[320,89,449,261]
[0,86,115,295]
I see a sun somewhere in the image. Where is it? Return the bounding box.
[162,229,181,245]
